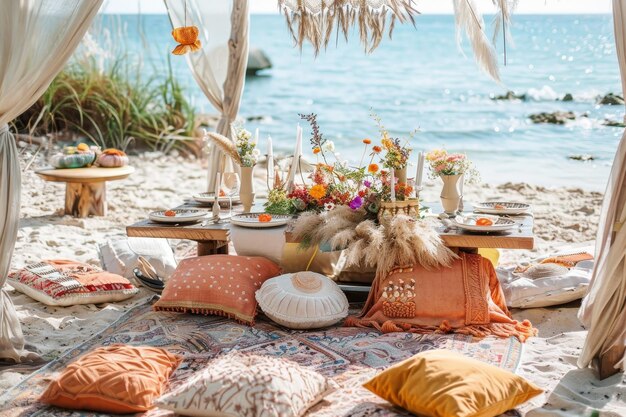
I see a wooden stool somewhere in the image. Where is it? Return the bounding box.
[36,166,135,217]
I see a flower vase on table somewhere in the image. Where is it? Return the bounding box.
[240,165,255,213]
[439,174,462,216]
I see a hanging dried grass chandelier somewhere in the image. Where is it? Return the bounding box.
[277,0,419,54]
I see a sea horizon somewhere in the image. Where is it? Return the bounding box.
[93,13,622,191]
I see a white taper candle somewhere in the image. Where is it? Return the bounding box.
[390,169,396,201]
[267,135,274,189]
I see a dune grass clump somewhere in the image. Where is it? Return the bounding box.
[15,31,196,154]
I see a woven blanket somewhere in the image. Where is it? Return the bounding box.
[0,299,523,417]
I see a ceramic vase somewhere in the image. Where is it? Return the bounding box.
[240,165,255,213]
[440,174,462,215]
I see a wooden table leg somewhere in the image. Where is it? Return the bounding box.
[65,181,106,217]
[197,240,229,256]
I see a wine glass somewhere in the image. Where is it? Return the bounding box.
[222,172,241,217]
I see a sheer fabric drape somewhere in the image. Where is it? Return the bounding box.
[164,0,249,191]
[578,0,626,371]
[0,0,103,363]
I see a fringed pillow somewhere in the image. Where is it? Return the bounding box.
[8,260,138,306]
[345,252,537,342]
[153,255,281,325]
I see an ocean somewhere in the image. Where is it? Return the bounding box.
[100,13,622,191]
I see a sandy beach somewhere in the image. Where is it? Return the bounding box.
[2,152,625,416]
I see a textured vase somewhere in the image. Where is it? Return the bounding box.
[240,165,255,213]
[440,174,462,215]
[395,167,408,184]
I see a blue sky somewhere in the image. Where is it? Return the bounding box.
[101,0,612,15]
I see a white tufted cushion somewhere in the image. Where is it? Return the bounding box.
[255,271,349,329]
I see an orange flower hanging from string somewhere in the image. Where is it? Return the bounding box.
[171,1,201,55]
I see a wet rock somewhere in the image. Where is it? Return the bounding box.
[598,93,624,105]
[491,90,527,101]
[603,118,626,127]
[561,93,574,101]
[568,154,595,161]
[529,111,576,124]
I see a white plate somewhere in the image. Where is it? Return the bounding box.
[230,213,292,228]
[193,192,241,205]
[149,209,206,224]
[452,215,517,233]
[473,201,530,215]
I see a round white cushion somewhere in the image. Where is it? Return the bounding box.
[255,271,349,329]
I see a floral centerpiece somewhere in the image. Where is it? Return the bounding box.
[264,113,416,218]
[425,149,479,215]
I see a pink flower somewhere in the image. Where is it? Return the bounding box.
[435,164,446,172]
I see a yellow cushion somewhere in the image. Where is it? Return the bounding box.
[478,248,500,267]
[363,349,542,417]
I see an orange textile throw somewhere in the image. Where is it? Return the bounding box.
[171,26,201,55]
[345,252,537,342]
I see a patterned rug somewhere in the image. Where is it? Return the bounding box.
[0,298,523,417]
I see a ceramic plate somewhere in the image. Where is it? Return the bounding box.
[452,214,517,233]
[149,209,206,224]
[473,201,530,215]
[230,213,292,228]
[193,192,241,205]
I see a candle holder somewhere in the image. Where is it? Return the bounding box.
[377,198,420,223]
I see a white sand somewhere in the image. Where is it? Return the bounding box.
[2,152,625,415]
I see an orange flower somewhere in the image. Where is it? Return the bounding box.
[309,184,326,200]
[313,147,321,154]
[368,163,379,173]
[372,145,382,153]
[362,138,372,145]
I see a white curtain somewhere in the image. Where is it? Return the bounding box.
[0,0,103,363]
[578,0,626,371]
[164,0,250,191]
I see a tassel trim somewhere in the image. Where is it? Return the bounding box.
[344,316,537,342]
[153,305,254,326]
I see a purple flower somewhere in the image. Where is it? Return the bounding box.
[363,180,372,188]
[349,196,363,210]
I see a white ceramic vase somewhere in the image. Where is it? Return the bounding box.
[440,174,462,215]
[240,165,255,213]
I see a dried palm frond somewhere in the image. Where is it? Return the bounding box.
[452,0,500,82]
[278,0,419,55]
[203,131,241,166]
[491,0,518,64]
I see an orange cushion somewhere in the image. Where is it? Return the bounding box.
[153,255,282,324]
[364,349,542,417]
[39,345,182,413]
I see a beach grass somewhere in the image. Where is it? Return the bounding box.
[14,25,196,154]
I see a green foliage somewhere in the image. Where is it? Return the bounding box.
[14,28,195,153]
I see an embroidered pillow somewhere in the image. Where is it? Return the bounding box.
[153,255,281,324]
[364,349,542,417]
[8,260,138,306]
[40,345,182,414]
[155,353,335,417]
[256,271,349,329]
[345,253,536,341]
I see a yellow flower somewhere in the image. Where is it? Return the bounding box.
[309,184,326,200]
[381,138,393,150]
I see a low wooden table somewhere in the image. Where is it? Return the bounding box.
[36,166,135,218]
[127,200,534,258]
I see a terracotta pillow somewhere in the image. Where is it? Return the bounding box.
[40,345,182,413]
[346,252,537,341]
[8,260,138,306]
[364,349,542,417]
[153,255,282,324]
